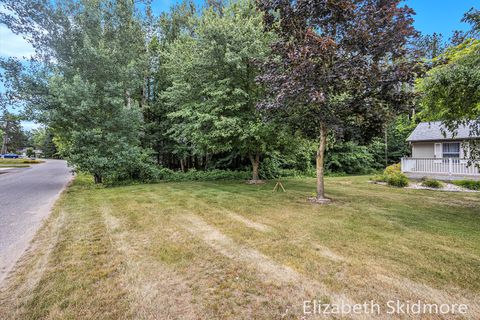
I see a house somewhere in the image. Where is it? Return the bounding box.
[17,147,43,158]
[401,121,480,180]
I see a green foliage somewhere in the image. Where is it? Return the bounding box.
[157,168,250,182]
[416,38,480,163]
[257,156,282,180]
[377,163,409,187]
[162,0,278,179]
[417,39,480,123]
[0,0,422,184]
[452,180,480,190]
[0,112,28,153]
[371,174,387,183]
[30,127,58,158]
[25,147,34,157]
[2,0,149,183]
[325,142,375,174]
[386,173,409,188]
[421,178,443,188]
[384,163,401,175]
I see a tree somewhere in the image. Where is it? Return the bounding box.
[413,32,445,60]
[417,39,480,161]
[1,0,150,183]
[256,0,418,202]
[0,111,27,153]
[417,8,480,136]
[142,0,197,167]
[450,7,479,45]
[162,0,278,181]
[417,39,480,122]
[31,127,58,158]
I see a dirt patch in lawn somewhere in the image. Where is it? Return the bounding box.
[227,212,272,233]
[313,244,346,262]
[182,214,298,283]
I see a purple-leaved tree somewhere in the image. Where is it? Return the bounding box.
[256,0,419,202]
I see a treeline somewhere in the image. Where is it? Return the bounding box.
[0,112,58,157]
[1,0,478,195]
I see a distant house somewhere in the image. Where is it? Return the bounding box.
[17,148,43,158]
[401,121,479,180]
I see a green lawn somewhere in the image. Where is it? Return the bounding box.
[1,175,479,319]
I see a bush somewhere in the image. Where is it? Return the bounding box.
[371,174,387,183]
[378,163,408,187]
[163,169,251,182]
[421,178,443,188]
[26,148,35,158]
[386,173,409,187]
[452,180,480,190]
[384,163,401,176]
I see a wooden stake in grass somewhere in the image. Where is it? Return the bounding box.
[273,181,286,192]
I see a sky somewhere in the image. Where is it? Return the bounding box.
[0,0,478,130]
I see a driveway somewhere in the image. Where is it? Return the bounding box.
[0,159,72,284]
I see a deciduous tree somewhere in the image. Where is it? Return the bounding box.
[1,0,149,183]
[163,0,278,181]
[256,0,418,202]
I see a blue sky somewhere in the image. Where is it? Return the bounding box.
[405,0,477,39]
[0,0,478,130]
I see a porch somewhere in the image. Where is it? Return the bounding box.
[401,157,480,181]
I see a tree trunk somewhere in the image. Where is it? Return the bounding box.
[1,120,11,154]
[316,123,328,201]
[180,158,185,172]
[249,152,260,181]
[94,173,103,184]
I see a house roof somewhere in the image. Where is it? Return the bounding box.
[407,121,480,142]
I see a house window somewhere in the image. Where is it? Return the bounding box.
[442,142,460,158]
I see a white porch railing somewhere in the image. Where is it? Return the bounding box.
[401,158,480,176]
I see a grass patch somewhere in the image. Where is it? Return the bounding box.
[1,175,479,319]
[0,164,30,168]
[0,159,44,165]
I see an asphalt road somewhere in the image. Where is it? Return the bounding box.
[0,159,72,284]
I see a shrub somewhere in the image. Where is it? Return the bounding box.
[164,169,250,182]
[384,163,401,176]
[380,163,408,187]
[371,174,387,183]
[452,180,480,190]
[26,148,35,158]
[421,179,443,188]
[386,173,409,187]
